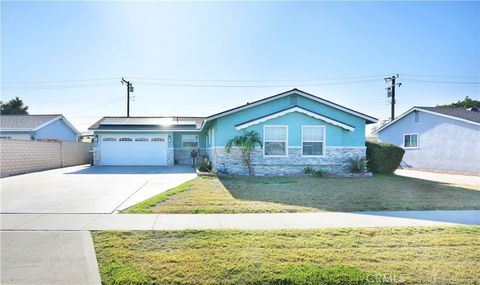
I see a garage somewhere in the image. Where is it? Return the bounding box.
[99,134,168,165]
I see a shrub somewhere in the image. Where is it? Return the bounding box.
[348,156,367,173]
[366,141,405,174]
[304,166,314,174]
[304,167,326,177]
[196,155,212,172]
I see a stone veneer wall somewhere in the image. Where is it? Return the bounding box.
[174,148,208,165]
[0,139,91,177]
[210,147,366,175]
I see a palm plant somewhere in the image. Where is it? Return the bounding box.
[225,130,262,175]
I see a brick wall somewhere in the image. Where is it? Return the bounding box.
[0,139,91,177]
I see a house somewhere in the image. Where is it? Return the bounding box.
[0,114,81,142]
[373,106,480,175]
[89,89,377,175]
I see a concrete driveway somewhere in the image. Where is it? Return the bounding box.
[0,165,196,214]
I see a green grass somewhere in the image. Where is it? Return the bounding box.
[122,175,480,213]
[92,226,480,285]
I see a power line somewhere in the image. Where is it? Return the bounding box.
[402,79,480,84]
[67,98,124,114]
[129,74,390,83]
[134,78,382,88]
[2,77,119,84]
[1,83,119,89]
[400,73,479,79]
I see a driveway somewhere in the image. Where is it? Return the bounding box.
[0,165,196,214]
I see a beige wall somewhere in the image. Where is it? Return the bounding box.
[0,139,91,177]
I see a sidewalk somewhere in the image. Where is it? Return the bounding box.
[2,211,479,231]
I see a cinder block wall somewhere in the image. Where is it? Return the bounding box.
[0,139,91,177]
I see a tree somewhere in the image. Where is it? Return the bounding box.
[0,97,29,114]
[437,96,480,108]
[225,130,262,175]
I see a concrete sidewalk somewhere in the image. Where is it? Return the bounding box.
[1,231,101,285]
[1,210,478,231]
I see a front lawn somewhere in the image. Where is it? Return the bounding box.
[92,226,480,285]
[122,175,480,213]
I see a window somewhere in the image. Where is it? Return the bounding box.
[119,137,132,142]
[135,138,148,142]
[264,126,287,156]
[302,126,325,156]
[182,135,199,148]
[103,138,116,142]
[151,137,165,142]
[403,134,418,148]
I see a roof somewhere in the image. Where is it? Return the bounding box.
[0,114,62,130]
[88,89,378,131]
[89,116,205,131]
[205,88,378,124]
[235,105,355,131]
[417,107,480,124]
[373,106,480,134]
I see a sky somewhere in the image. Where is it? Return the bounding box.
[1,1,479,132]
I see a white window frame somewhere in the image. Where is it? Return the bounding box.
[263,125,288,157]
[301,125,326,157]
[403,133,419,149]
[182,135,199,148]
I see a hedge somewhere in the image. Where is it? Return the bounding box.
[366,141,405,174]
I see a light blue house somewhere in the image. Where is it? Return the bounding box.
[89,89,377,174]
[0,114,80,142]
[374,106,480,175]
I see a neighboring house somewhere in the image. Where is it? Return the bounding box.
[89,89,377,175]
[374,106,480,175]
[0,114,80,142]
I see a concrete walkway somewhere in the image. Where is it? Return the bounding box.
[396,169,480,186]
[1,231,101,285]
[1,211,478,231]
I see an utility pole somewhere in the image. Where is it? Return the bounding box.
[121,78,134,117]
[385,74,402,121]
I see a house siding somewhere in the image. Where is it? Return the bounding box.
[378,111,480,174]
[35,118,78,141]
[214,94,366,147]
[205,93,369,174]
[0,131,32,140]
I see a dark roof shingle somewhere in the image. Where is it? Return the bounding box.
[417,107,480,123]
[0,114,61,129]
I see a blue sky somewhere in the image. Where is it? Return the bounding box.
[2,1,479,132]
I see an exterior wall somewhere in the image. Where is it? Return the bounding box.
[211,146,366,175]
[92,131,174,166]
[174,148,208,165]
[0,131,31,140]
[0,139,91,177]
[378,111,480,174]
[35,118,78,141]
[214,93,367,147]
[172,132,207,165]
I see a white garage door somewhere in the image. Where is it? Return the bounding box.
[99,134,168,165]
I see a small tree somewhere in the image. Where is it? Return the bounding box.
[225,130,262,175]
[0,97,29,114]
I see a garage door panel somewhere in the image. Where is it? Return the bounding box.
[100,135,168,166]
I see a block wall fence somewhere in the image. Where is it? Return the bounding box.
[0,139,91,177]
